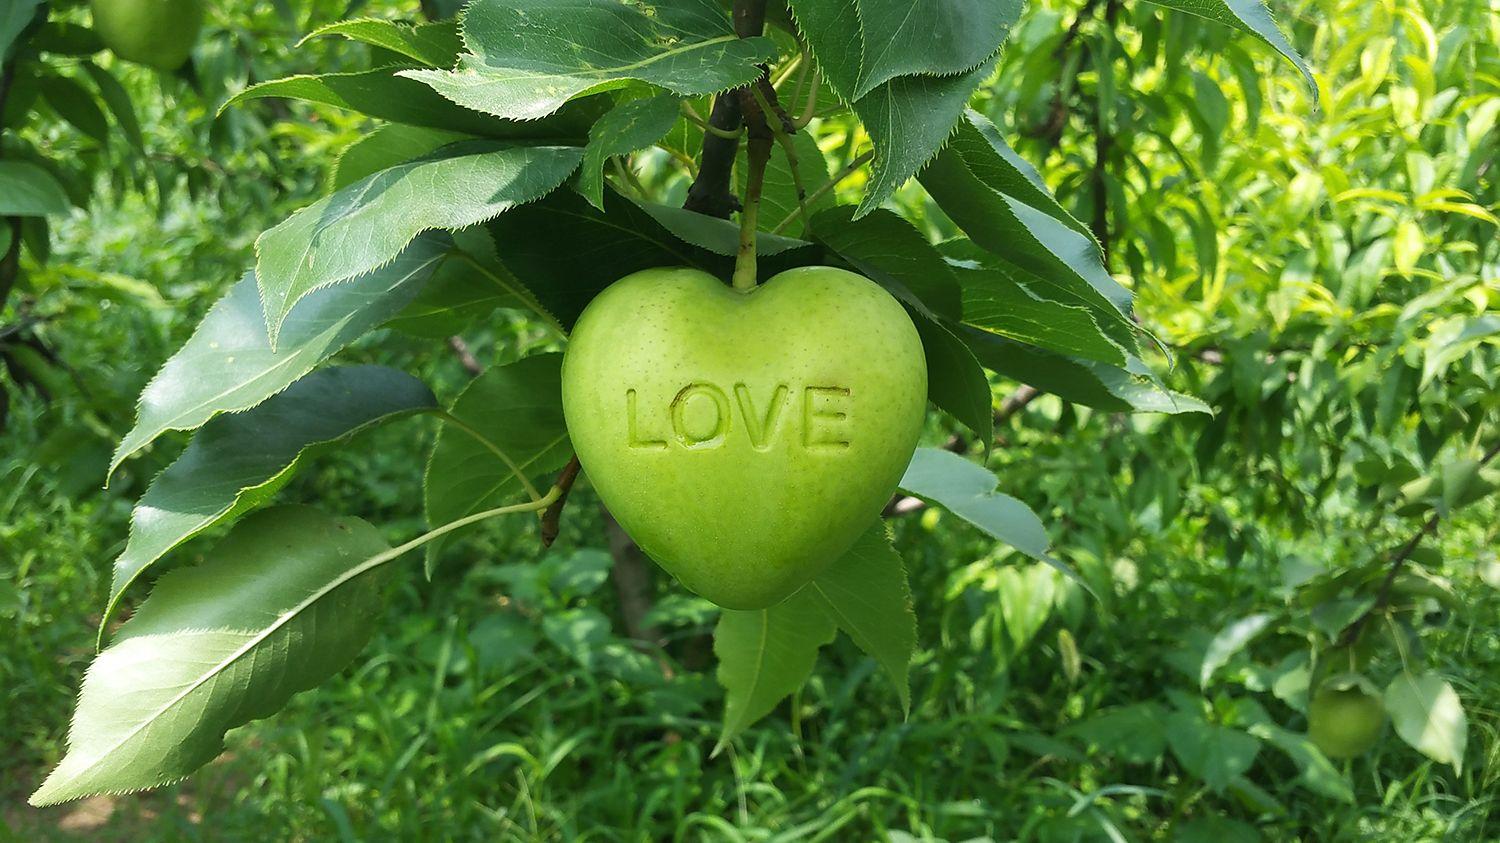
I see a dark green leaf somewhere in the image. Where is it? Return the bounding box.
[0,160,72,216]
[635,200,811,257]
[912,314,993,443]
[1164,711,1260,793]
[0,0,41,62]
[812,205,962,321]
[951,261,1124,364]
[38,73,111,146]
[81,62,144,152]
[579,94,679,209]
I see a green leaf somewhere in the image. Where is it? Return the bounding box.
[39,73,110,147]
[714,587,836,748]
[635,200,812,257]
[911,314,994,443]
[1200,613,1274,688]
[1246,722,1354,802]
[951,261,1124,365]
[1142,0,1317,104]
[812,205,962,321]
[404,0,777,121]
[30,507,392,807]
[1164,711,1260,793]
[110,237,449,478]
[997,562,1057,652]
[948,111,1094,241]
[255,141,582,346]
[102,366,436,639]
[386,226,557,338]
[579,94,679,210]
[737,130,832,238]
[0,0,40,63]
[222,69,597,139]
[82,62,143,152]
[788,0,1018,101]
[1067,703,1168,764]
[331,124,472,192]
[899,448,1075,583]
[301,17,462,67]
[853,57,996,217]
[961,329,1209,414]
[805,523,915,714]
[920,144,1137,352]
[1385,672,1466,772]
[424,353,571,572]
[0,160,71,217]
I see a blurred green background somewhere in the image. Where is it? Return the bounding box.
[2,0,1497,839]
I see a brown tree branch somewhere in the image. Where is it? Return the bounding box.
[681,0,770,219]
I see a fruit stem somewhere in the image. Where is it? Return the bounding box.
[733,131,772,292]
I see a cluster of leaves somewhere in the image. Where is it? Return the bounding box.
[26,0,1316,812]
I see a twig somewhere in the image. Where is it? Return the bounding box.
[770,150,873,234]
[447,336,483,376]
[681,0,770,218]
[1338,439,1500,647]
[540,456,582,548]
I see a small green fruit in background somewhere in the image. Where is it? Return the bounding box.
[90,0,205,72]
[562,266,927,610]
[1308,677,1386,759]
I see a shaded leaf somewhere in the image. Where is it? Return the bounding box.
[951,259,1123,364]
[82,62,143,152]
[1164,711,1260,793]
[805,523,915,713]
[103,366,435,637]
[715,588,836,747]
[812,205,962,320]
[636,200,811,257]
[579,94,679,209]
[912,314,993,443]
[1246,722,1355,802]
[0,160,71,216]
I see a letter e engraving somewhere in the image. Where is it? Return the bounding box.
[802,386,852,450]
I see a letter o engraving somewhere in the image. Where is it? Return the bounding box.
[670,383,730,449]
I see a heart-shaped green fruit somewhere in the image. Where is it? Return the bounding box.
[562,266,927,609]
[91,0,205,71]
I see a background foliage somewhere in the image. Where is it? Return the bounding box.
[2,0,1498,839]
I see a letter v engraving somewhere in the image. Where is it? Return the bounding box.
[734,383,788,450]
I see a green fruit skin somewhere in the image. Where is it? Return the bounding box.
[91,0,205,71]
[1307,686,1386,759]
[562,266,927,610]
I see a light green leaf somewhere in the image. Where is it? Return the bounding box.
[255,141,582,346]
[424,353,572,573]
[997,563,1057,652]
[1164,711,1260,793]
[331,124,472,191]
[1143,0,1317,104]
[103,366,436,639]
[110,237,449,478]
[812,205,962,321]
[715,587,836,748]
[579,94,680,209]
[0,160,72,217]
[788,0,1018,101]
[301,17,462,67]
[899,448,1077,585]
[951,261,1124,365]
[948,111,1094,242]
[404,0,776,121]
[1200,613,1274,687]
[1385,672,1466,771]
[805,523,916,714]
[30,507,392,807]
[854,57,996,217]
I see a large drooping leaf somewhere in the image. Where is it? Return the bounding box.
[788,0,1018,101]
[404,0,776,121]
[853,58,997,217]
[255,141,582,345]
[579,94,679,210]
[0,161,72,216]
[110,237,449,477]
[102,366,436,638]
[301,17,463,67]
[899,448,1082,584]
[424,353,572,571]
[912,314,994,443]
[1385,672,1467,772]
[920,143,1137,351]
[1143,0,1317,103]
[331,124,472,191]
[222,69,517,137]
[30,507,392,807]
[806,523,916,714]
[812,206,962,321]
[962,329,1210,415]
[715,587,837,747]
[1164,711,1261,793]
